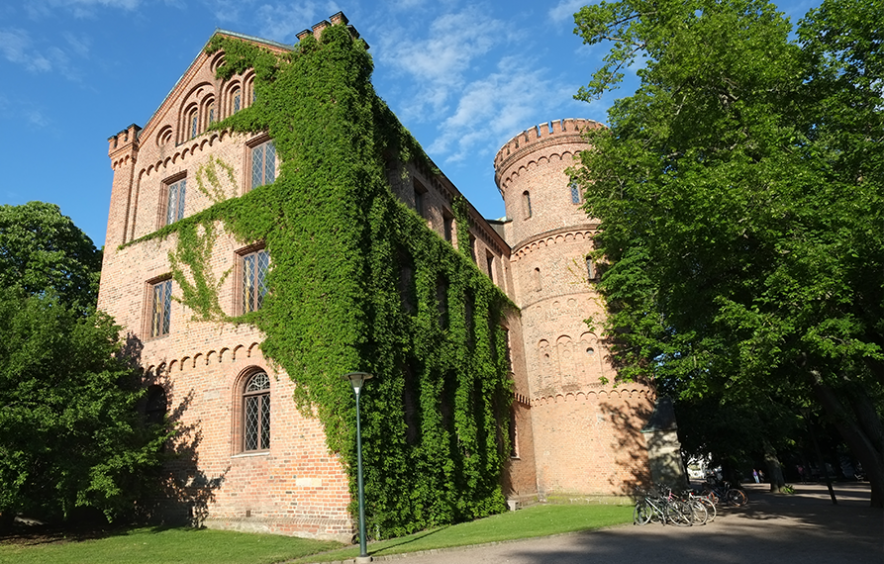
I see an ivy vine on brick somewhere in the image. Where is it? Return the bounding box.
[126,22,514,538]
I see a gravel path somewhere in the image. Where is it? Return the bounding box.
[368,483,882,564]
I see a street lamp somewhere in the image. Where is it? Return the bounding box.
[341,372,373,563]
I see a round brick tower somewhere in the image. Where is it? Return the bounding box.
[495,119,655,497]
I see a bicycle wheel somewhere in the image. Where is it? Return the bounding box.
[698,496,716,521]
[633,499,654,525]
[665,500,693,527]
[689,499,708,525]
[726,489,748,506]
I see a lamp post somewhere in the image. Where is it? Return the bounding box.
[341,372,373,563]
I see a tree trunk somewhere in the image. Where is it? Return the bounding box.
[763,440,786,493]
[812,375,884,508]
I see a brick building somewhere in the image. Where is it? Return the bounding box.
[98,13,660,542]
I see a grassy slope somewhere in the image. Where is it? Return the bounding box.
[0,504,632,564]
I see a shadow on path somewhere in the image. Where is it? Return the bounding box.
[397,483,882,564]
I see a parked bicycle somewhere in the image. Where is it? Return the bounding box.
[634,486,708,526]
[702,478,748,507]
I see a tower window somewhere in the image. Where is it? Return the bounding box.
[522,191,532,219]
[586,257,597,280]
[570,182,582,204]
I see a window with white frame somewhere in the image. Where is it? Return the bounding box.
[165,177,186,225]
[251,140,276,190]
[243,371,270,451]
[242,248,269,313]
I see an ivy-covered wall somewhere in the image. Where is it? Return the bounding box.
[129,22,514,537]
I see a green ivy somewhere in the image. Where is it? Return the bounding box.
[129,23,514,537]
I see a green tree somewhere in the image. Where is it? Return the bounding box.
[0,201,102,312]
[572,0,884,505]
[0,205,165,526]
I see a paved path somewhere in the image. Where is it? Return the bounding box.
[377,483,882,564]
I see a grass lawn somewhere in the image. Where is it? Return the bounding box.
[289,503,633,563]
[0,527,341,564]
[0,503,632,564]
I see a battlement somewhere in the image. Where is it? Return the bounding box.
[296,12,367,49]
[493,118,602,181]
[107,123,141,157]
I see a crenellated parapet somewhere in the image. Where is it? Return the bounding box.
[108,123,142,170]
[493,118,602,193]
[296,11,367,49]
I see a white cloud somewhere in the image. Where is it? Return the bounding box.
[429,56,581,163]
[201,0,256,24]
[255,2,323,43]
[25,108,51,127]
[378,8,505,118]
[548,0,584,23]
[0,29,52,72]
[26,0,141,19]
[63,32,91,58]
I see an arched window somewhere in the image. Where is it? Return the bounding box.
[188,107,199,139]
[522,191,532,219]
[232,87,242,114]
[533,267,542,291]
[207,100,215,127]
[243,371,270,451]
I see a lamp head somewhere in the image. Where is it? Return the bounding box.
[342,372,374,394]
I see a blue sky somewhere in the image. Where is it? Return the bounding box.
[0,0,819,248]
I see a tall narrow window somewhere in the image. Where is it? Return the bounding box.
[469,234,477,263]
[570,182,582,204]
[522,191,532,218]
[251,140,276,189]
[533,267,542,291]
[207,101,215,126]
[150,279,172,338]
[189,109,198,139]
[509,407,519,458]
[436,279,449,329]
[243,372,270,451]
[145,385,167,425]
[586,257,596,280]
[242,249,269,313]
[443,213,454,243]
[232,88,241,114]
[502,327,512,371]
[414,181,427,218]
[398,251,416,315]
[486,252,495,284]
[166,177,186,225]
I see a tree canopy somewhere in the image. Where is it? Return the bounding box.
[0,203,165,526]
[0,201,102,312]
[572,0,883,504]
